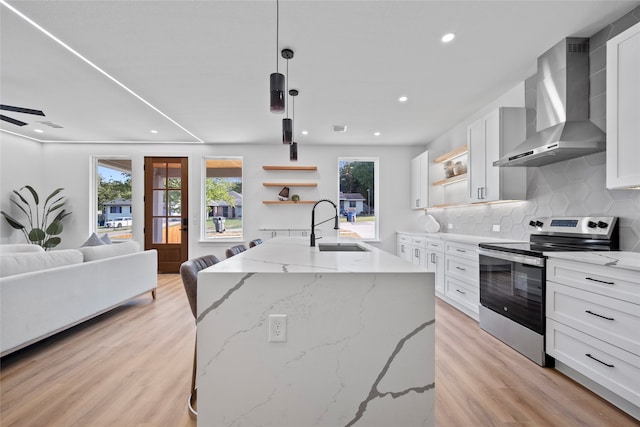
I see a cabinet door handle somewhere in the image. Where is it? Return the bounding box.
[585,277,615,285]
[416,198,420,207]
[585,353,614,368]
[456,266,466,271]
[401,244,405,253]
[477,188,481,199]
[456,248,466,253]
[456,289,466,295]
[585,310,615,321]
[431,253,435,263]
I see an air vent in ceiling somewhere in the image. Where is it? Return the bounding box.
[333,125,347,133]
[37,120,64,129]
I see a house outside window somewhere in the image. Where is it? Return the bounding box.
[94,157,132,240]
[202,157,243,240]
[338,158,378,240]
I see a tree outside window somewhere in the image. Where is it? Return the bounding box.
[203,157,243,240]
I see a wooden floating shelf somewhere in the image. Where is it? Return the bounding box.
[432,173,468,187]
[433,145,468,164]
[263,165,317,171]
[262,200,317,204]
[263,182,317,187]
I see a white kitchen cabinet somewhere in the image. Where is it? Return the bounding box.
[396,233,413,263]
[442,240,480,320]
[425,237,445,295]
[607,21,640,189]
[546,258,640,419]
[468,107,526,203]
[260,228,320,240]
[411,151,429,209]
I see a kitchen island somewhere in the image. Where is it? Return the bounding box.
[197,237,435,427]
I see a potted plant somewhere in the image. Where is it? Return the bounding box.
[1,186,71,250]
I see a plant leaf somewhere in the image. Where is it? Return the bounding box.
[43,237,61,249]
[12,189,30,206]
[28,228,45,242]
[46,220,63,235]
[54,209,72,222]
[1,211,25,229]
[44,188,64,206]
[10,199,30,219]
[47,202,65,215]
[22,185,39,205]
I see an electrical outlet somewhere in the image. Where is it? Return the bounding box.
[492,224,500,232]
[447,223,453,229]
[268,314,287,343]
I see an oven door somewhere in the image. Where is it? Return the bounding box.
[478,248,545,334]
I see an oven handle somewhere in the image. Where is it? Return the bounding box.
[478,248,544,267]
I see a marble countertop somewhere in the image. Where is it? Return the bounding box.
[544,251,640,272]
[204,237,428,274]
[396,231,515,245]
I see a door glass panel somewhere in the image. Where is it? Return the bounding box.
[153,190,167,215]
[168,175,181,189]
[168,190,181,215]
[152,217,167,244]
[168,220,181,244]
[153,162,168,188]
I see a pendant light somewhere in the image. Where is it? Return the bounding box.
[282,49,294,143]
[289,89,299,161]
[269,0,284,113]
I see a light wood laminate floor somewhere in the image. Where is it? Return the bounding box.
[1,275,637,426]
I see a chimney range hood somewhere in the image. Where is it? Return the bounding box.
[494,38,605,167]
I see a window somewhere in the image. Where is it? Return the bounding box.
[202,157,243,240]
[338,158,378,240]
[93,157,133,240]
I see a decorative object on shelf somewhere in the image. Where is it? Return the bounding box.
[419,214,441,233]
[278,186,290,200]
[269,0,285,113]
[444,160,454,178]
[291,194,300,202]
[282,49,294,143]
[453,161,467,175]
[1,186,72,250]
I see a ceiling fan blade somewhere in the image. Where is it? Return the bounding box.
[0,114,28,126]
[0,104,45,116]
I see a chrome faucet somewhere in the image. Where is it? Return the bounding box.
[310,199,339,247]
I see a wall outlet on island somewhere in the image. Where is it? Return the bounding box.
[493,224,501,232]
[268,314,287,343]
[447,223,453,230]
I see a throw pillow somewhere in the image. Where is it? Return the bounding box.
[100,234,113,245]
[81,232,106,247]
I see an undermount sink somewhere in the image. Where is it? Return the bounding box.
[317,243,369,252]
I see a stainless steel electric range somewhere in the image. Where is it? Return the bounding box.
[477,216,619,366]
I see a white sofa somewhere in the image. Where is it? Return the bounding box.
[0,242,157,356]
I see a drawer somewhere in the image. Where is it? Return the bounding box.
[445,255,478,283]
[445,241,478,262]
[547,259,640,304]
[426,239,444,252]
[547,319,640,406]
[547,282,640,355]
[410,236,426,248]
[397,234,411,244]
[445,276,479,314]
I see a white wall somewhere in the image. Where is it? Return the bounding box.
[0,133,44,244]
[1,136,418,258]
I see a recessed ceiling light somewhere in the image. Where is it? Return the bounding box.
[150,129,158,134]
[374,132,381,136]
[34,129,44,133]
[302,130,308,135]
[398,96,408,103]
[442,33,455,43]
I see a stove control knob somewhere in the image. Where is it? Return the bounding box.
[587,221,598,228]
[535,221,544,227]
[597,221,609,229]
[529,220,537,227]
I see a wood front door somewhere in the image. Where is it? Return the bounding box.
[144,157,188,273]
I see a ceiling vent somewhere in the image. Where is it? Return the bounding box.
[333,125,347,133]
[37,120,63,129]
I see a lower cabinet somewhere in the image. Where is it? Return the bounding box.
[426,238,445,295]
[260,228,319,240]
[442,241,479,320]
[546,258,640,419]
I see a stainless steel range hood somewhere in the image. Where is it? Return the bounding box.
[494,38,605,167]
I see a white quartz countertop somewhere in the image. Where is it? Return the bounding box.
[205,237,427,273]
[544,251,640,272]
[396,231,515,245]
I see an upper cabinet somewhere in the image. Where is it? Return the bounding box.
[411,151,429,209]
[468,107,527,203]
[606,21,640,190]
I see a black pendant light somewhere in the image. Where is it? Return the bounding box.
[269,0,284,113]
[289,89,299,161]
[282,49,294,143]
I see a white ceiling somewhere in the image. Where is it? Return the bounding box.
[1,0,638,146]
